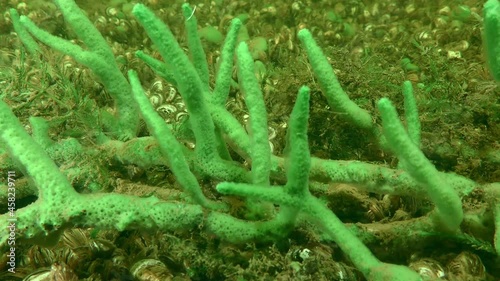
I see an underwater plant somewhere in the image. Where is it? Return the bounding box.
[1,0,499,280]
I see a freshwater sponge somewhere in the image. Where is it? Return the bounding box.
[0,1,499,280]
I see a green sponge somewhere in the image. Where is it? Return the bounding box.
[484,0,500,81]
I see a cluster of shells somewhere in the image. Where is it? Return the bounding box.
[93,7,140,45]
[286,246,486,281]
[365,193,425,222]
[409,252,486,281]
[12,225,491,281]
[289,245,363,280]
[255,1,481,85]
[144,79,188,127]
[17,229,180,281]
[226,94,287,155]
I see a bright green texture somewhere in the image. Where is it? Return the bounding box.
[484,0,500,82]
[0,97,206,244]
[0,100,77,206]
[1,97,197,244]
[297,29,373,131]
[214,86,313,238]
[29,117,54,149]
[216,88,420,280]
[9,9,40,55]
[135,50,177,86]
[133,4,247,182]
[212,18,242,106]
[402,81,421,147]
[378,98,463,231]
[237,42,271,185]
[128,70,214,209]
[215,86,420,281]
[182,3,210,91]
[3,2,497,280]
[215,185,422,281]
[284,86,311,196]
[19,0,139,140]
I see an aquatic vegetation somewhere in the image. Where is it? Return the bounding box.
[0,0,499,280]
